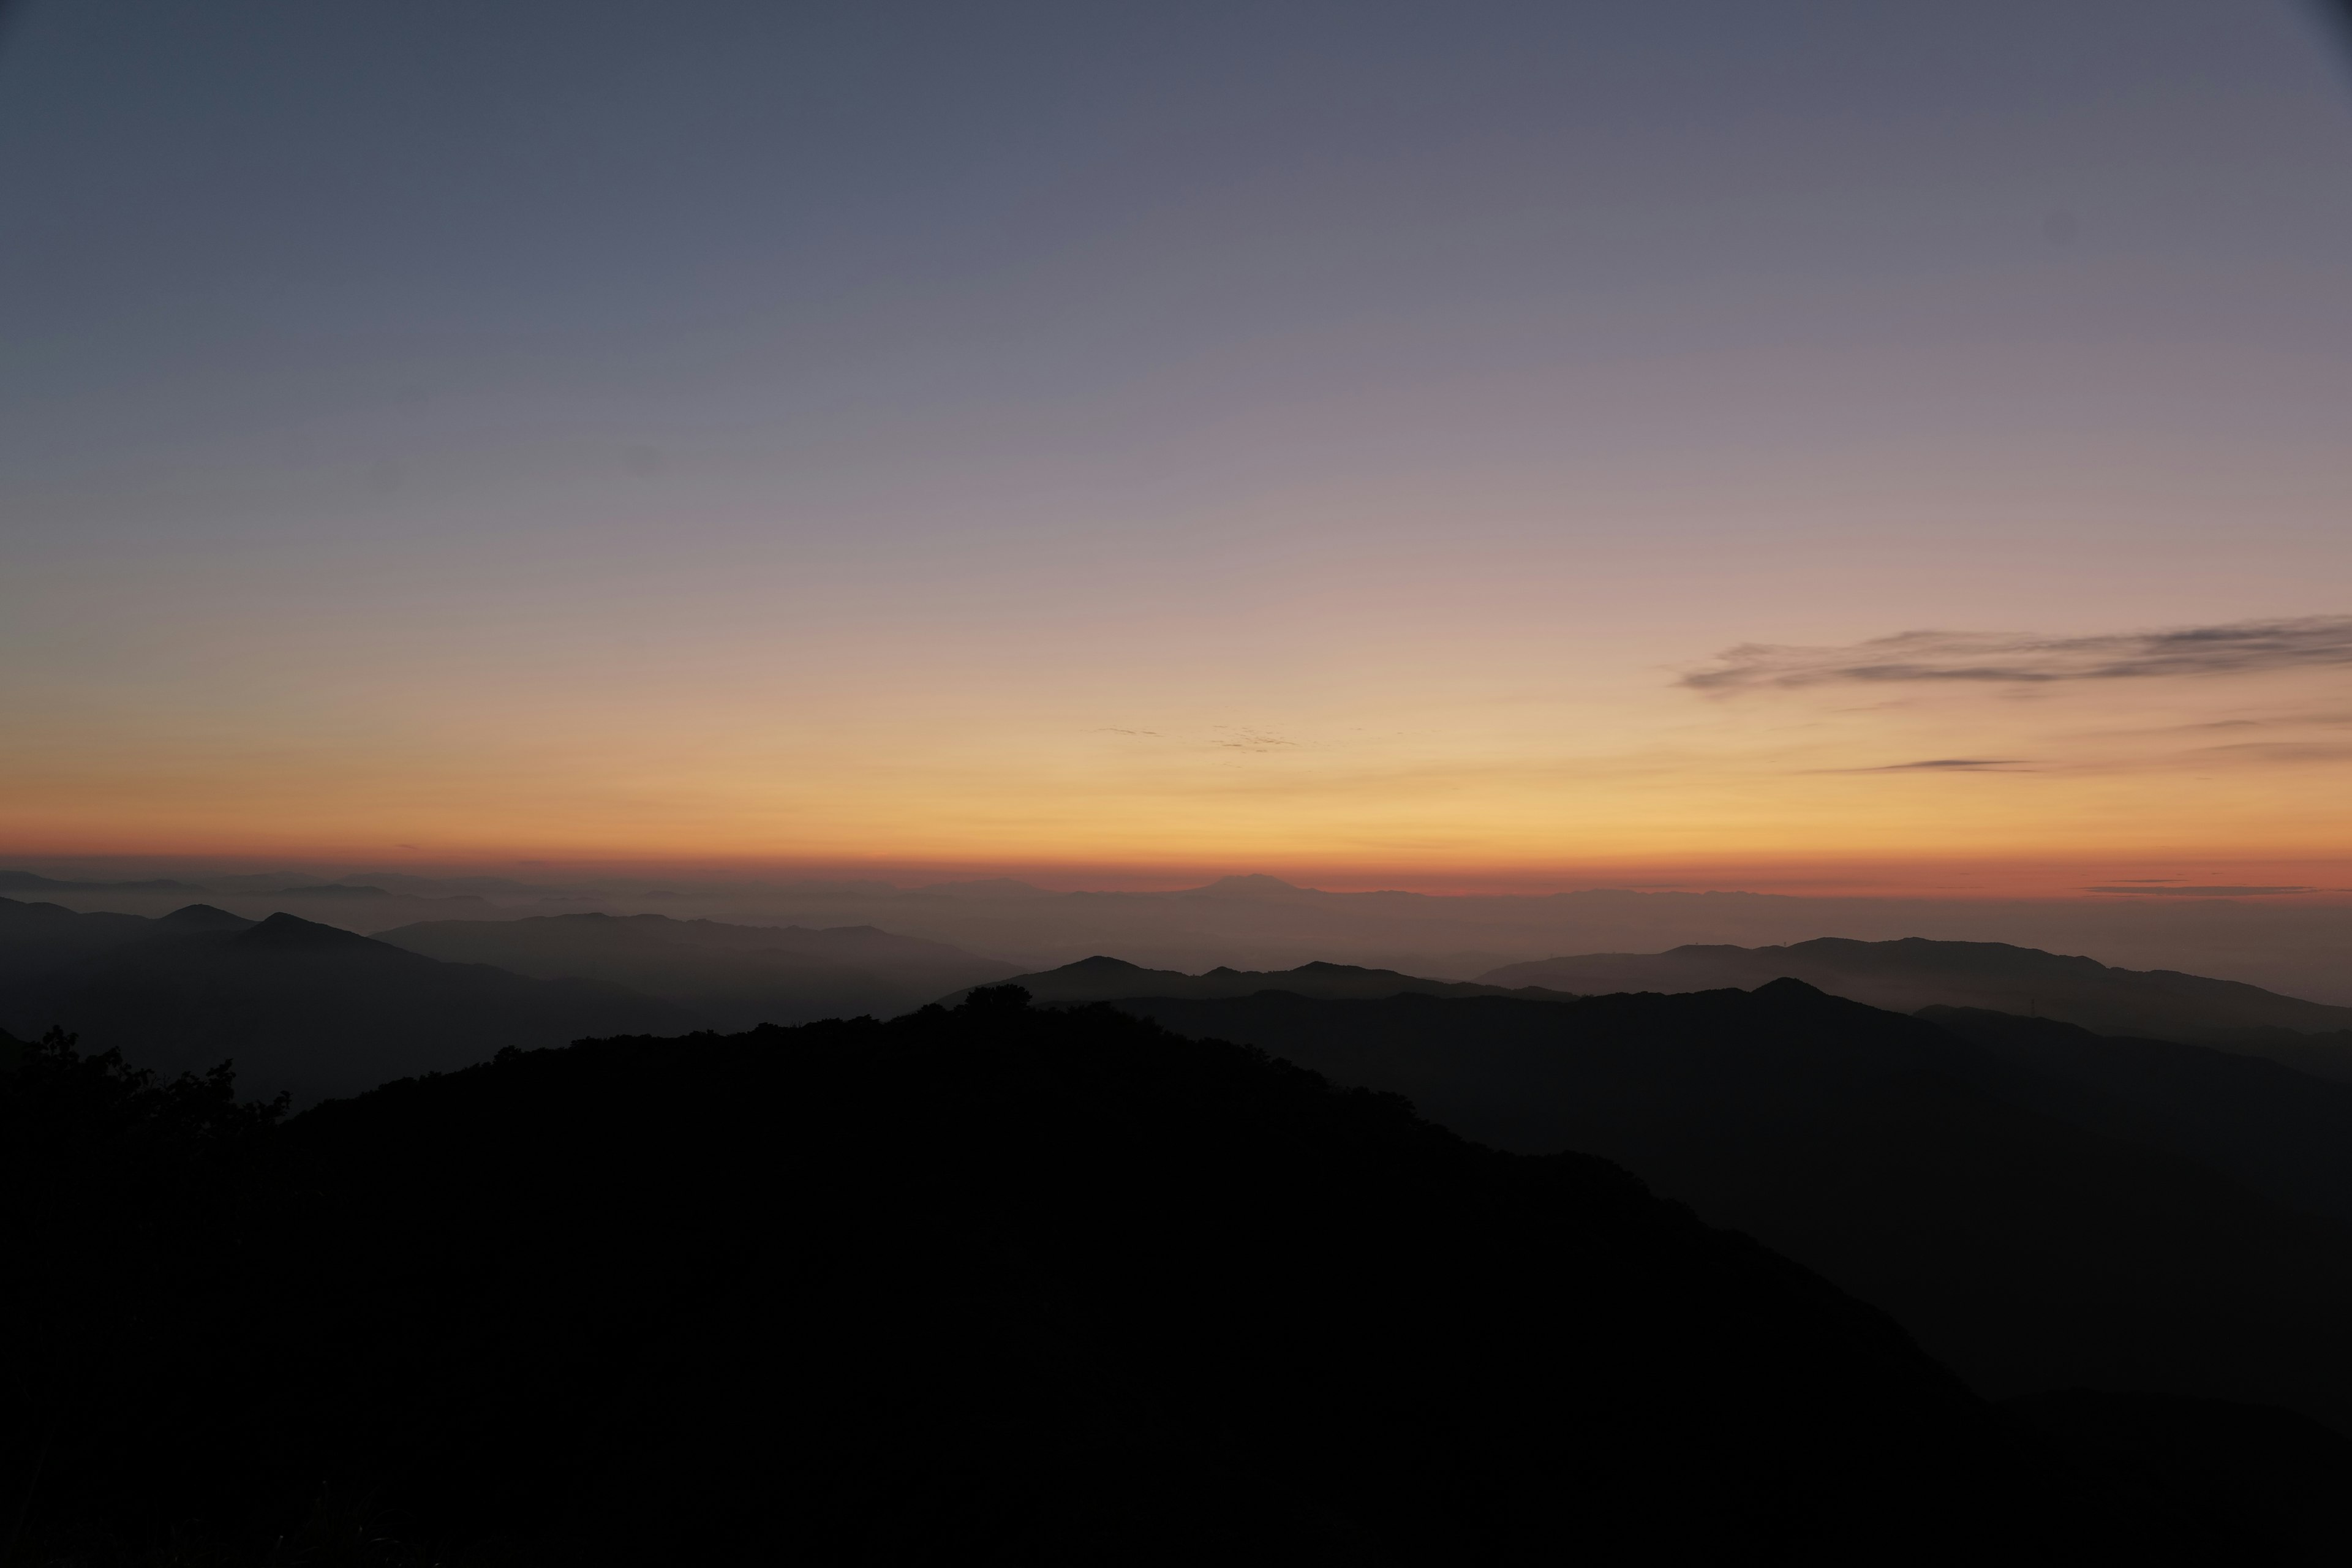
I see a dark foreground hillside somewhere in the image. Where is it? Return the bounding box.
[0,995,2180,1566]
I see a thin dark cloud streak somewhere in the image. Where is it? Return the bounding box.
[1683,617,2352,693]
[1212,728,1299,753]
[1823,758,2034,773]
[2193,740,2352,763]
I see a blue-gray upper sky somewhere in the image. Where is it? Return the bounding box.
[3,0,2350,876]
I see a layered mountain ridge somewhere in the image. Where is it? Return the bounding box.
[0,899,690,1102]
[0,898,1019,1101]
[937,953,1577,1007]
[1481,936,2352,1080]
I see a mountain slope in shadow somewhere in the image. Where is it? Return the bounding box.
[1095,982,2352,1438]
[0,905,690,1102]
[0,895,155,985]
[1919,1005,2352,1229]
[940,953,1577,1007]
[1482,936,2352,1079]
[5,991,2179,1564]
[379,911,1019,1029]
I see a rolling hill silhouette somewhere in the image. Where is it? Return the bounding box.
[378,910,1019,1029]
[1918,1006,2352,1228]
[1481,938,2352,1078]
[0,894,154,984]
[1085,982,2352,1440]
[0,903,690,1102]
[937,953,1576,1007]
[4,991,2224,1562]
[0,870,210,894]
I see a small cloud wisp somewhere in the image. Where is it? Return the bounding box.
[1684,616,2352,693]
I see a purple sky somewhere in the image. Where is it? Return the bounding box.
[3,1,2349,876]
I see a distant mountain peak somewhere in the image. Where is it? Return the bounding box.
[233,912,377,951]
[1751,976,1833,1001]
[159,903,254,930]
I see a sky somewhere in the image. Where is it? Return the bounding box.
[4,0,2351,892]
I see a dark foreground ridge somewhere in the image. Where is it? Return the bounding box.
[0,994,2218,1565]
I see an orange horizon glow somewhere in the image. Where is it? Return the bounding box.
[7,6,2352,934]
[9,637,2351,897]
[8,845,2352,905]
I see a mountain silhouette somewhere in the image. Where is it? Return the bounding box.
[156,900,258,931]
[2,991,2228,1562]
[0,904,690,1102]
[1181,872,1317,896]
[0,872,502,935]
[576,878,2352,1005]
[938,953,1576,1007]
[377,910,1019,1030]
[1482,937,2352,1076]
[0,894,154,985]
[1918,1005,2352,1227]
[1085,981,2352,1439]
[0,869,209,894]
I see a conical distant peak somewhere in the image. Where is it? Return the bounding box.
[1752,976,1830,1000]
[159,903,253,930]
[233,911,375,950]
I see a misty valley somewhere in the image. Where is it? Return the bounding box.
[7,889,2352,1562]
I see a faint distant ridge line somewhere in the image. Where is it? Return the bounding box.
[937,954,1580,1009]
[1477,936,2352,1074]
[0,869,210,894]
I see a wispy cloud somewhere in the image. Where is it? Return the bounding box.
[1834,757,2033,772]
[1212,728,1298,753]
[2192,741,2352,764]
[1683,616,2352,692]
